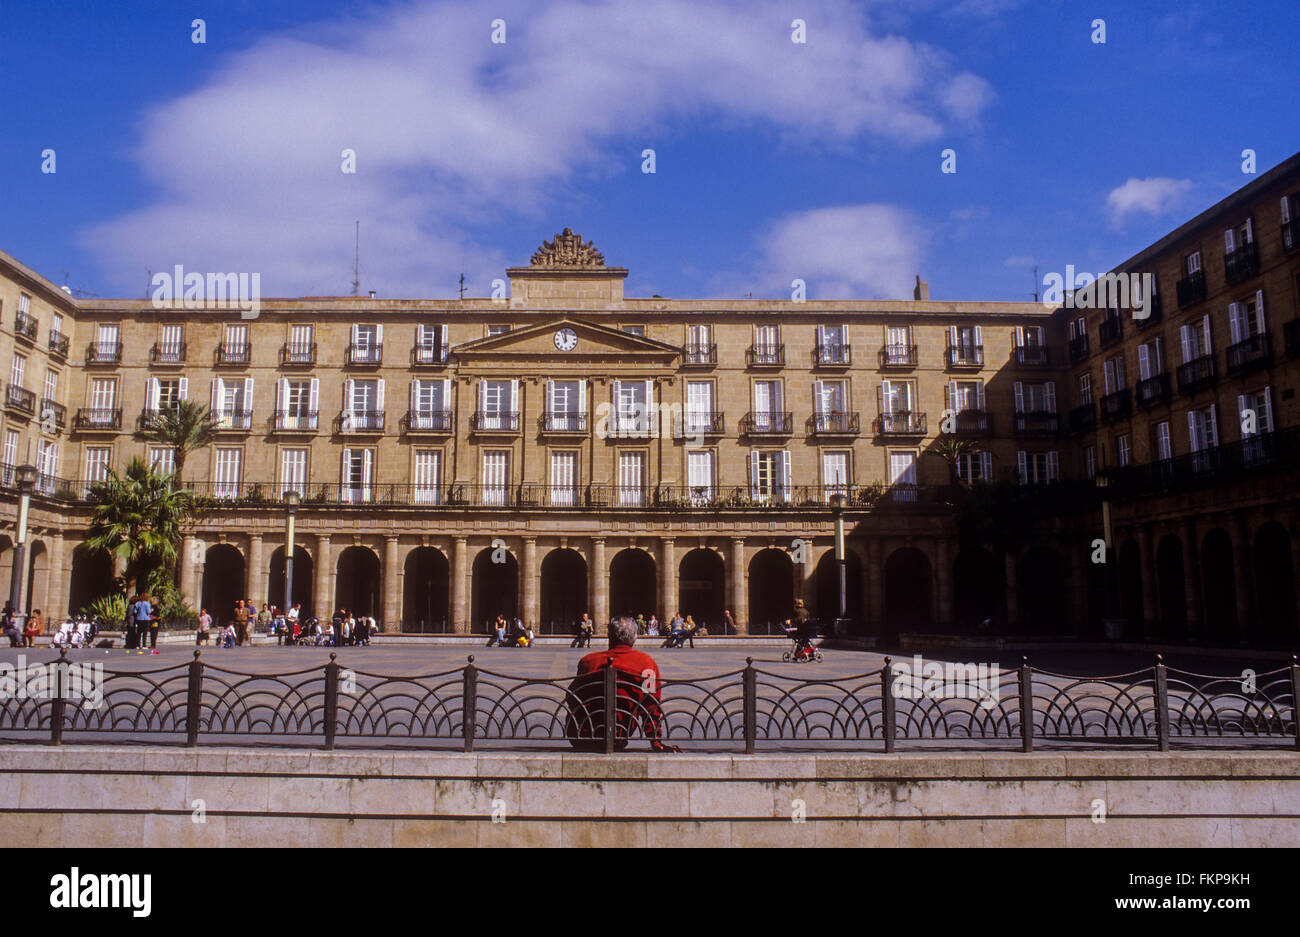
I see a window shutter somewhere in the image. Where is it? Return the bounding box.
[1283,196,1293,225]
[1014,326,1024,348]
[1137,344,1150,381]
[781,450,792,501]
[1228,303,1243,344]
[1047,451,1059,482]
[976,381,985,410]
[1103,360,1115,395]
[309,378,319,415]
[945,381,954,413]
[1016,451,1027,484]
[749,450,761,499]
[814,380,824,415]
[278,378,289,416]
[1224,228,1235,253]
[1187,411,1200,452]
[344,378,355,416]
[178,377,188,401]
[375,324,383,345]
[1013,381,1024,413]
[1202,315,1212,354]
[440,324,449,353]
[477,379,485,414]
[148,377,159,410]
[578,379,586,417]
[1046,381,1057,413]
[1179,325,1191,362]
[1068,319,1077,340]
[442,378,451,412]
[243,378,253,414]
[350,324,359,346]
[211,377,223,414]
[643,380,653,425]
[340,448,349,486]
[411,379,418,415]
[881,379,891,413]
[1256,289,1266,331]
[1245,218,1253,243]
[611,379,621,416]
[1237,394,1250,436]
[982,451,992,480]
[363,448,373,486]
[1262,386,1274,433]
[376,378,385,413]
[974,326,982,348]
[510,379,519,415]
[1207,404,1218,447]
[948,326,957,350]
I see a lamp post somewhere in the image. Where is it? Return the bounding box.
[830,492,847,630]
[8,464,38,634]
[1095,469,1122,640]
[284,490,299,635]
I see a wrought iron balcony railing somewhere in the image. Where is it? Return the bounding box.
[673,412,725,437]
[1226,333,1271,375]
[812,343,852,367]
[681,343,717,367]
[739,411,793,435]
[346,343,383,366]
[945,345,983,368]
[1068,403,1097,434]
[879,344,918,368]
[1098,315,1123,347]
[539,412,588,433]
[272,411,319,432]
[1135,290,1163,329]
[807,411,860,435]
[469,410,520,432]
[1099,388,1132,424]
[211,409,253,431]
[1014,410,1060,435]
[1176,269,1207,307]
[280,343,317,367]
[86,342,123,365]
[215,342,251,366]
[336,410,386,432]
[1176,354,1217,394]
[1068,335,1089,363]
[150,342,186,365]
[951,410,992,436]
[13,311,38,343]
[73,407,122,431]
[1014,345,1050,367]
[1108,426,1300,500]
[1136,373,1171,408]
[1223,240,1260,284]
[412,344,449,366]
[402,409,454,433]
[875,410,926,435]
[48,331,69,358]
[745,345,785,368]
[4,384,35,417]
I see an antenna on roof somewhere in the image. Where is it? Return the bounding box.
[1032,265,1039,304]
[351,221,361,297]
[146,268,153,300]
[458,255,467,300]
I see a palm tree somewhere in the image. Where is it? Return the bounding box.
[139,399,215,483]
[85,457,195,595]
[931,434,981,486]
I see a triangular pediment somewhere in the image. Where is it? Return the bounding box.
[453,317,679,362]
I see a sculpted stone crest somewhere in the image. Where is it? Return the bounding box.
[530,228,605,267]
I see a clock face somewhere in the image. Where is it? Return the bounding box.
[554,328,578,351]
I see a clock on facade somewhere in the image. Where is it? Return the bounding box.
[554,327,578,351]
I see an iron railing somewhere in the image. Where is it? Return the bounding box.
[215,342,251,366]
[1100,388,1132,424]
[1014,410,1059,435]
[1068,334,1089,362]
[1286,320,1300,359]
[1136,373,1171,408]
[48,331,70,358]
[813,343,852,367]
[1014,345,1050,367]
[1068,403,1097,434]
[402,409,454,433]
[946,344,983,368]
[13,311,38,342]
[73,407,121,431]
[1098,314,1123,347]
[1223,240,1260,284]
[681,343,717,367]
[40,398,66,429]
[745,345,785,368]
[1110,426,1300,499]
[879,344,918,368]
[673,412,724,437]
[1226,333,1272,375]
[211,409,253,431]
[1176,354,1217,394]
[272,411,319,432]
[1176,269,1207,307]
[336,410,385,432]
[412,344,449,366]
[346,343,383,366]
[807,411,860,435]
[280,343,316,367]
[876,410,926,435]
[150,342,186,365]
[3,650,1294,753]
[470,411,520,432]
[539,412,587,433]
[85,342,123,365]
[952,410,991,436]
[739,411,793,435]
[4,384,35,417]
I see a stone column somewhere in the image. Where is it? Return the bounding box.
[522,537,539,627]
[935,536,952,629]
[383,535,400,631]
[1232,513,1254,636]
[180,534,198,611]
[1181,519,1202,637]
[1137,525,1157,634]
[1004,550,1019,632]
[729,537,747,634]
[314,534,332,623]
[247,533,265,604]
[659,538,676,620]
[452,537,468,634]
[45,532,65,623]
[591,538,608,631]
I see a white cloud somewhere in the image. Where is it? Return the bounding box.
[1105,177,1194,226]
[749,204,925,300]
[1003,255,1035,268]
[80,0,994,297]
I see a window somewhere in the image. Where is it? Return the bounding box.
[1016,325,1045,347]
[1083,446,1096,480]
[889,450,918,501]
[348,378,382,412]
[10,354,25,388]
[349,324,382,364]
[949,325,982,364]
[686,324,712,363]
[83,447,110,486]
[684,381,714,433]
[149,446,176,476]
[413,450,441,505]
[411,379,450,429]
[956,451,993,484]
[813,379,848,431]
[17,293,30,315]
[617,451,646,506]
[482,450,510,505]
[749,450,791,503]
[1016,451,1059,485]
[1187,405,1218,474]
[1185,251,1202,276]
[817,325,849,364]
[756,324,779,352]
[277,378,318,429]
[342,448,373,503]
[613,380,652,435]
[1014,380,1056,413]
[487,325,510,337]
[1154,421,1173,462]
[687,450,714,504]
[1284,193,1299,250]
[211,377,252,428]
[288,324,313,361]
[278,449,307,497]
[621,325,645,336]
[1239,387,1274,467]
[948,379,984,412]
[2,430,17,478]
[213,448,243,498]
[822,450,850,500]
[34,440,57,492]
[478,379,516,430]
[546,380,584,431]
[1228,291,1267,344]
[1068,316,1086,340]
[225,324,249,358]
[415,324,448,363]
[549,451,578,506]
[1179,316,1212,361]
[90,378,116,411]
[158,324,183,361]
[1077,372,1092,405]
[43,369,57,402]
[51,313,64,339]
[1116,434,1131,468]
[1103,355,1127,394]
[1137,337,1164,379]
[149,377,186,413]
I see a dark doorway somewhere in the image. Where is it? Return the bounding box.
[1156,535,1187,639]
[335,546,381,620]
[1019,547,1066,635]
[884,547,932,634]
[1253,523,1297,640]
[953,548,1003,634]
[609,549,656,620]
[540,549,587,634]
[813,549,863,630]
[268,545,314,617]
[472,547,518,633]
[679,549,725,632]
[201,544,246,627]
[403,547,450,633]
[1200,529,1237,641]
[1118,540,1144,638]
[748,548,794,635]
[68,544,117,618]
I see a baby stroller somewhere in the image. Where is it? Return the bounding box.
[781,619,823,663]
[296,618,321,646]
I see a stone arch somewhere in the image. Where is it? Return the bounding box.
[335,544,381,620]
[1155,534,1187,638]
[472,546,518,633]
[884,546,932,634]
[812,547,863,630]
[268,544,314,616]
[1253,522,1296,639]
[748,548,795,635]
[403,546,450,633]
[953,547,1003,634]
[1118,539,1144,638]
[609,548,656,621]
[1019,547,1066,635]
[201,543,246,627]
[679,548,725,631]
[1200,528,1236,641]
[540,548,587,633]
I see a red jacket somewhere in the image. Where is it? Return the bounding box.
[570,645,673,749]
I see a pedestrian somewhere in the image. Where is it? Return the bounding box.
[23,608,43,647]
[1,604,20,648]
[123,594,138,651]
[723,609,736,636]
[571,613,594,648]
[647,614,659,637]
[682,614,699,649]
[234,599,249,647]
[131,593,157,655]
[196,607,212,646]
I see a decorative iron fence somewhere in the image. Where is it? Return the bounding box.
[1,650,1295,752]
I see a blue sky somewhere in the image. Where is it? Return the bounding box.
[2,0,1297,303]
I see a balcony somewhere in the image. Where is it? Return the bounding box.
[674,412,725,437]
[745,345,785,368]
[411,344,449,367]
[346,343,383,366]
[1176,354,1217,395]
[48,331,69,359]
[1014,411,1060,436]
[1068,403,1097,434]
[137,405,183,430]
[1223,240,1260,285]
[812,344,852,367]
[211,409,253,431]
[401,409,454,433]
[215,342,251,367]
[1285,320,1300,359]
[1068,335,1090,363]
[1098,315,1123,348]
[1014,345,1051,367]
[538,412,588,434]
[40,398,65,430]
[879,344,918,369]
[1107,426,1300,500]
[272,411,319,433]
[1176,270,1207,307]
[681,343,717,367]
[1135,290,1163,329]
[1100,388,1132,424]
[875,410,926,436]
[13,311,38,344]
[73,408,122,432]
[469,410,520,433]
[4,384,35,418]
[150,342,186,366]
[952,410,992,437]
[806,411,860,436]
[336,410,385,433]
[86,342,123,365]
[1136,373,1171,409]
[945,345,983,369]
[1226,333,1272,376]
[280,343,317,368]
[740,411,793,435]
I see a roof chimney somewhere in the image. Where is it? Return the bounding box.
[368,290,376,299]
[913,275,929,302]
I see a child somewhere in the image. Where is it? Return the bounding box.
[221,623,237,648]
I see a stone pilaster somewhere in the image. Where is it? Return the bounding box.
[522,537,539,627]
[452,537,468,634]
[314,534,332,622]
[383,535,400,631]
[729,537,747,634]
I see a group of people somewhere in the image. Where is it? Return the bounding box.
[486,615,535,647]
[123,593,161,653]
[196,600,379,648]
[1,604,44,648]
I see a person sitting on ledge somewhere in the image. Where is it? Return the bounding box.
[566,616,678,752]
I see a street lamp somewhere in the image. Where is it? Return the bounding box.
[8,464,38,634]
[284,489,299,634]
[830,492,847,630]
[1095,468,1122,639]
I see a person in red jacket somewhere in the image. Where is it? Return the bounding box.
[568,617,677,752]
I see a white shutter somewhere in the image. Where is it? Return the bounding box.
[1013,381,1024,412]
[278,378,289,416]
[1180,325,1192,363]
[1228,303,1244,344]
[211,377,222,414]
[643,380,653,430]
[350,324,360,346]
[1202,315,1212,354]
[1255,290,1266,331]
[1237,394,1251,436]
[1245,218,1253,243]
[976,381,985,410]
[363,449,373,488]
[1224,228,1236,253]
[345,378,355,417]
[309,378,319,417]
[611,379,621,419]
[945,381,954,413]
[1046,381,1056,413]
[1014,326,1024,348]
[1016,451,1027,484]
[1137,345,1151,381]
[1207,404,1218,447]
[410,379,418,415]
[1047,451,1059,482]
[1262,386,1274,434]
[1103,360,1115,395]
[813,380,824,415]
[949,325,957,350]
[377,378,385,413]
[1283,196,1293,225]
[781,450,792,502]
[178,377,188,401]
[749,450,761,499]
[477,379,485,415]
[375,323,383,346]
[974,326,982,348]
[243,378,253,416]
[578,379,587,419]
[1187,411,1200,452]
[510,379,519,417]
[148,377,160,410]
[440,324,449,353]
[981,451,992,480]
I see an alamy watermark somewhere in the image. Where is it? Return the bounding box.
[0,655,103,710]
[150,264,261,319]
[1042,266,1155,319]
[890,654,1001,710]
